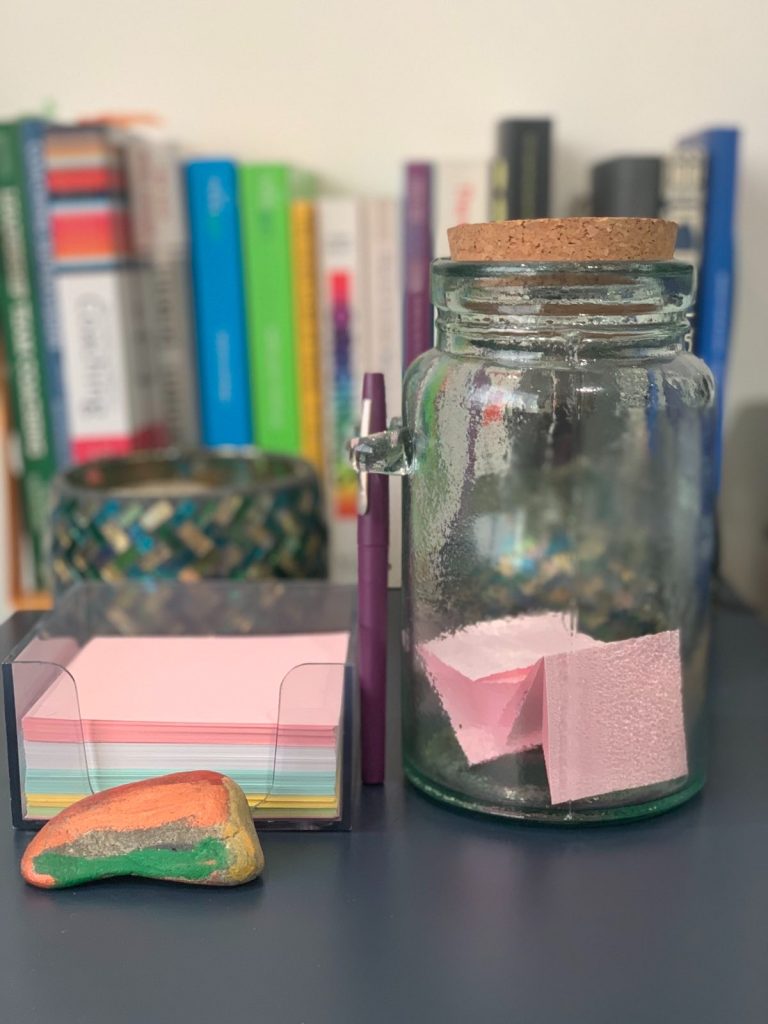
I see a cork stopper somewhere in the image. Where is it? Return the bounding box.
[447,217,677,262]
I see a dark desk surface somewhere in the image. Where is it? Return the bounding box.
[1,598,767,1024]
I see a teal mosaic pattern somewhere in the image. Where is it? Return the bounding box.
[50,451,327,591]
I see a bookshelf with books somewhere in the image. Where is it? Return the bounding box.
[0,111,742,604]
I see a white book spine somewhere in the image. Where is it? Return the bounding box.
[362,197,403,585]
[661,146,707,272]
[125,132,199,445]
[432,160,491,258]
[56,268,145,461]
[316,197,364,584]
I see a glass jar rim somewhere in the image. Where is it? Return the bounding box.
[431,257,694,327]
[433,257,692,281]
[430,257,695,352]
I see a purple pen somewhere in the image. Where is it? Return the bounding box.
[357,372,389,785]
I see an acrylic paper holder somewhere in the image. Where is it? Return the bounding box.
[3,580,357,832]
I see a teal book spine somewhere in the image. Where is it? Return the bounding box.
[239,164,300,454]
[0,122,58,588]
[185,159,252,447]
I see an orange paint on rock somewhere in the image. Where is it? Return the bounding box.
[21,771,232,887]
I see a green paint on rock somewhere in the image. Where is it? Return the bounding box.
[32,836,231,888]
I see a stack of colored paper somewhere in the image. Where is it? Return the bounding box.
[21,633,350,821]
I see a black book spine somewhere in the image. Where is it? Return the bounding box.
[592,157,662,218]
[492,119,551,220]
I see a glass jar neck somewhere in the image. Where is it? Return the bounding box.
[432,260,694,362]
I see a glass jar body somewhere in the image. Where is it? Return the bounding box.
[400,261,715,823]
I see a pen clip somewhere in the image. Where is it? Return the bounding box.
[357,396,371,516]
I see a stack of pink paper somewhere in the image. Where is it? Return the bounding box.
[419,613,687,804]
[20,633,350,820]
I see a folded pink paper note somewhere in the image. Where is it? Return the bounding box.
[506,658,546,754]
[419,614,688,805]
[543,629,688,804]
[418,613,600,765]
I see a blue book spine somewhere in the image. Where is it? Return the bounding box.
[20,119,71,468]
[185,160,252,447]
[687,128,739,491]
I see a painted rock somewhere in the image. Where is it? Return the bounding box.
[21,771,264,889]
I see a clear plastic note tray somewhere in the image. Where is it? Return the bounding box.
[3,580,358,831]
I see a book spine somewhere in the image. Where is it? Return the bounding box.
[592,157,662,217]
[490,159,507,222]
[0,123,57,587]
[46,125,161,458]
[661,146,707,275]
[363,197,403,586]
[239,164,300,455]
[143,259,199,444]
[121,259,161,451]
[403,162,433,368]
[290,200,324,471]
[55,267,150,462]
[125,134,199,446]
[19,120,70,468]
[185,160,252,447]
[317,198,362,582]
[432,160,491,258]
[363,198,402,422]
[688,128,738,491]
[492,119,551,220]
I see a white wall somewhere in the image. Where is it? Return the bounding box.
[1,0,767,612]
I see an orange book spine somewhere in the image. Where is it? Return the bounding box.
[290,200,324,471]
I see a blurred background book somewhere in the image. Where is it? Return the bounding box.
[0,0,764,616]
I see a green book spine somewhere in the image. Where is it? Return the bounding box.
[239,164,300,454]
[0,122,56,587]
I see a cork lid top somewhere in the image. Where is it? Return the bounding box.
[447,217,678,263]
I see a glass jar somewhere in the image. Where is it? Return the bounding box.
[355,258,715,823]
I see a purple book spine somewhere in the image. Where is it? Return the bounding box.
[403,162,433,369]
